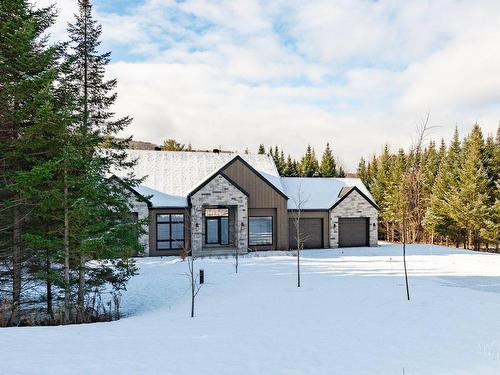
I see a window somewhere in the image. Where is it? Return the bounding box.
[205,208,229,217]
[249,217,273,245]
[156,214,184,250]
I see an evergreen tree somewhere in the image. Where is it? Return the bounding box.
[337,166,346,178]
[299,145,319,177]
[278,150,286,175]
[481,126,500,247]
[357,157,368,185]
[447,125,489,250]
[282,155,295,176]
[59,0,140,321]
[0,0,61,325]
[257,144,265,154]
[162,139,185,151]
[384,148,406,241]
[319,143,337,177]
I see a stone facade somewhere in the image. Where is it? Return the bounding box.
[329,190,378,247]
[129,195,150,256]
[190,174,248,256]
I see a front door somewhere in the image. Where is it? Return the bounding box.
[206,216,229,245]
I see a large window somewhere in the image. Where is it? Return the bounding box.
[249,217,273,246]
[157,214,184,250]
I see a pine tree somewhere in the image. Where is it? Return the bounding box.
[337,166,346,178]
[162,139,185,151]
[320,143,337,177]
[257,144,265,154]
[282,155,295,176]
[299,145,319,177]
[357,157,368,185]
[448,124,489,249]
[59,0,140,321]
[0,0,61,325]
[385,149,406,241]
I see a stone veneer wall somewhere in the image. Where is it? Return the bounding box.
[329,190,378,247]
[190,174,248,256]
[129,195,150,256]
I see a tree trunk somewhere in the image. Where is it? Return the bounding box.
[11,204,22,325]
[77,255,85,321]
[296,217,301,288]
[63,173,70,324]
[46,252,53,322]
[190,257,195,318]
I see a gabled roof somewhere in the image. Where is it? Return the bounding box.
[188,170,249,198]
[117,150,284,207]
[281,177,376,210]
[330,185,379,210]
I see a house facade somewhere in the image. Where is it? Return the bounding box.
[122,150,378,256]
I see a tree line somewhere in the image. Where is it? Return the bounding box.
[0,0,141,326]
[257,143,346,177]
[358,124,499,251]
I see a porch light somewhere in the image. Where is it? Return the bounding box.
[333,223,336,229]
[241,222,245,228]
[372,223,376,228]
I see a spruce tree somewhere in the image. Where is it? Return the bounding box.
[357,157,368,185]
[0,0,62,325]
[448,125,489,249]
[320,143,337,177]
[299,145,319,177]
[257,144,265,154]
[337,166,346,178]
[59,0,141,321]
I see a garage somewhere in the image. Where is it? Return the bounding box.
[289,218,323,249]
[338,217,369,247]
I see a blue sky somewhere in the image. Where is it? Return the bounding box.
[39,0,500,169]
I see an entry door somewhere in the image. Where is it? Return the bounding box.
[206,217,229,245]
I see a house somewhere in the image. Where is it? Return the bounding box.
[121,149,378,256]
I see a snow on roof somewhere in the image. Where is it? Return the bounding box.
[119,150,284,207]
[133,185,188,207]
[281,177,375,210]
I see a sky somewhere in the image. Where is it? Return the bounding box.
[36,0,500,170]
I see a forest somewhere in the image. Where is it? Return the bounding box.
[358,124,499,251]
[0,1,141,326]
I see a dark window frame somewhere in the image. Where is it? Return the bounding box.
[248,216,273,246]
[205,216,229,245]
[156,213,185,250]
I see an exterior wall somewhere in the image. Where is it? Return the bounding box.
[148,208,191,257]
[129,195,150,256]
[248,208,277,251]
[287,210,330,249]
[190,174,248,256]
[329,190,378,247]
[222,159,289,249]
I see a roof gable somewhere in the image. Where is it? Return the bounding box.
[329,186,379,211]
[117,150,284,207]
[282,177,376,210]
[188,169,249,198]
[221,156,289,200]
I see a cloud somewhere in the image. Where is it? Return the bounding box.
[34,0,500,170]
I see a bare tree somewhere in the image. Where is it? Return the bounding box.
[186,251,202,318]
[290,184,310,287]
[234,221,246,274]
[179,209,202,318]
[401,113,436,301]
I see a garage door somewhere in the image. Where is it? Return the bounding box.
[289,218,323,249]
[339,218,369,247]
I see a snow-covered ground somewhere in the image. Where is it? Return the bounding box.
[2,244,500,375]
